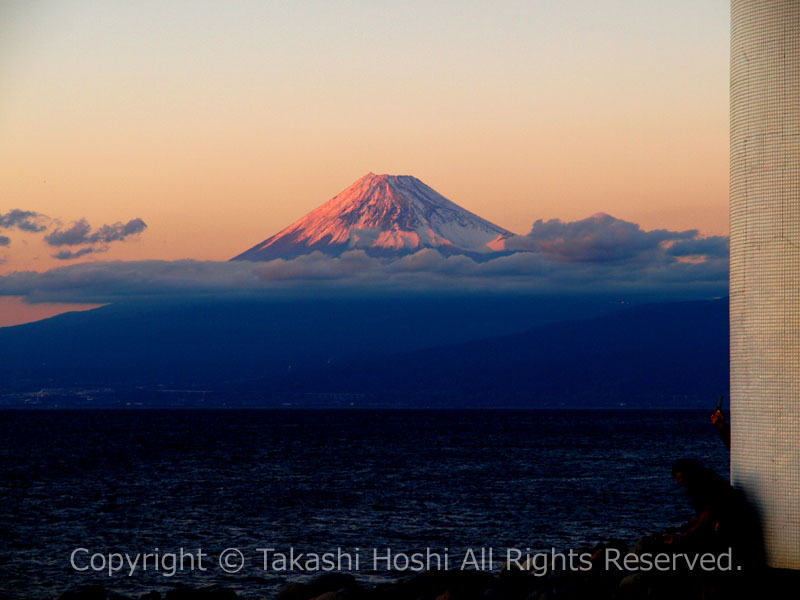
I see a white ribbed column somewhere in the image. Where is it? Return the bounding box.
[730,0,800,570]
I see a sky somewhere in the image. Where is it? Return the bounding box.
[0,1,730,324]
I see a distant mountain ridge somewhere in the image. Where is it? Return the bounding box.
[0,295,614,392]
[0,296,728,408]
[261,297,729,408]
[233,173,514,260]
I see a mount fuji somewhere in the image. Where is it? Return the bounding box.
[232,173,515,261]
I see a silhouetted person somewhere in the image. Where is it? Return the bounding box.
[664,458,731,552]
[667,459,764,571]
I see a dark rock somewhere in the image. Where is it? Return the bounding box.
[399,570,449,599]
[276,583,309,600]
[398,570,499,600]
[358,582,405,600]
[617,573,646,599]
[331,587,361,600]
[139,593,162,600]
[57,586,108,600]
[163,588,237,600]
[498,568,543,599]
[306,573,359,597]
[277,576,361,600]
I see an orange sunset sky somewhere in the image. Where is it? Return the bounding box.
[1,1,729,323]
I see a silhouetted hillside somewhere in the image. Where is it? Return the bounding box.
[260,298,729,408]
[0,295,620,392]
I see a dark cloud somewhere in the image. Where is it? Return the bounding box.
[52,247,106,260]
[0,210,146,252]
[0,250,728,305]
[43,219,92,246]
[44,218,147,247]
[505,213,697,263]
[92,218,148,243]
[0,214,728,304]
[40,217,147,259]
[0,209,49,233]
[666,236,729,259]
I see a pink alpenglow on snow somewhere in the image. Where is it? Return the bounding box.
[232,173,513,261]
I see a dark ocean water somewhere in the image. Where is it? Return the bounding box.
[0,410,729,599]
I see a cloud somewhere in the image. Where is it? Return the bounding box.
[0,209,49,233]
[348,228,382,248]
[44,218,147,246]
[505,213,698,263]
[0,251,728,306]
[39,217,147,260]
[43,219,91,246]
[665,236,729,259]
[0,210,146,256]
[93,218,148,243]
[52,247,107,260]
[0,214,728,304]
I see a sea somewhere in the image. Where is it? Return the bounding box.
[0,409,729,599]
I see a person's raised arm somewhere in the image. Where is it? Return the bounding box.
[710,409,731,450]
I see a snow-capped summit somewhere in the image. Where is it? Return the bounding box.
[233,173,513,261]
